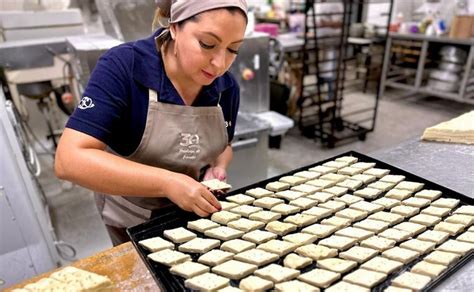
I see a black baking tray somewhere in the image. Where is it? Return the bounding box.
[127,151,474,291]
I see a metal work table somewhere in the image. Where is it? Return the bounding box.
[372,138,474,291]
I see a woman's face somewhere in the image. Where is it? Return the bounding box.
[170,9,247,86]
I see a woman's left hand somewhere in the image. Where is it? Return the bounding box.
[203,166,227,181]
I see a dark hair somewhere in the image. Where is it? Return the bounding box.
[153,7,247,51]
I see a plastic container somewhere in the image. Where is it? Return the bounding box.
[256,111,294,136]
[254,23,279,37]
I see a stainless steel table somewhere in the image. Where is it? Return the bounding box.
[371,138,474,291]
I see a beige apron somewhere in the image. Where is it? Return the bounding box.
[95,89,228,229]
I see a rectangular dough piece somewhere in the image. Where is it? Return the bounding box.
[226,194,255,205]
[361,256,403,274]
[229,205,263,217]
[337,179,363,191]
[320,173,348,183]
[271,203,301,215]
[297,268,340,288]
[335,227,374,241]
[266,221,298,236]
[343,268,386,288]
[258,239,298,256]
[163,227,197,243]
[350,201,384,214]
[411,261,446,278]
[279,175,307,186]
[249,210,282,223]
[417,230,450,244]
[385,189,413,201]
[379,174,405,184]
[381,247,419,264]
[414,189,442,201]
[220,239,256,253]
[178,238,220,254]
[170,261,210,279]
[351,162,376,170]
[323,186,349,197]
[201,179,232,191]
[147,249,191,267]
[138,236,174,252]
[291,183,321,195]
[283,253,313,270]
[338,166,364,176]
[318,235,357,251]
[306,179,336,189]
[431,198,460,209]
[319,200,347,212]
[351,174,377,184]
[234,248,279,266]
[266,181,291,192]
[424,250,461,266]
[212,260,257,280]
[393,222,426,236]
[227,218,265,232]
[324,160,350,169]
[308,165,337,174]
[301,223,338,238]
[409,214,441,226]
[184,272,230,291]
[303,206,333,219]
[367,181,395,192]
[336,156,358,164]
[242,229,278,244]
[219,201,238,211]
[289,197,319,210]
[245,187,274,198]
[457,231,474,243]
[436,239,474,255]
[377,228,411,242]
[294,170,321,180]
[353,219,390,233]
[360,236,396,252]
[325,281,370,292]
[368,211,404,225]
[239,276,274,291]
[275,280,321,291]
[454,205,474,216]
[402,197,431,208]
[321,216,352,229]
[284,214,318,227]
[255,264,301,283]
[334,194,363,205]
[335,208,368,222]
[49,267,112,291]
[187,219,220,233]
[317,258,357,273]
[253,197,284,209]
[275,190,306,201]
[363,168,390,178]
[211,210,241,225]
[339,246,378,263]
[354,188,383,200]
[445,214,474,226]
[399,239,436,254]
[395,181,424,192]
[198,249,234,266]
[204,226,244,240]
[306,192,335,203]
[391,272,431,291]
[391,205,419,217]
[295,244,338,260]
[372,197,401,209]
[421,206,451,217]
[433,221,465,236]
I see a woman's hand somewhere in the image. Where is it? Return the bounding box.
[165,172,221,217]
[203,166,227,181]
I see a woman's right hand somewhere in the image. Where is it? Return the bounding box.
[165,173,222,217]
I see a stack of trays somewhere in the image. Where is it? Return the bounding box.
[428,46,466,92]
[128,152,474,291]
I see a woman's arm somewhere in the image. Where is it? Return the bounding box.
[55,128,221,216]
[203,145,233,181]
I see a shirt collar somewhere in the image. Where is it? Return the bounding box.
[132,29,235,104]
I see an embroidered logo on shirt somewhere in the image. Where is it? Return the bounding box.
[78,96,95,110]
[224,121,232,128]
[179,133,201,160]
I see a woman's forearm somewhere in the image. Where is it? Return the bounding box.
[213,145,233,169]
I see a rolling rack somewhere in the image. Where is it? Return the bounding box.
[297,0,393,148]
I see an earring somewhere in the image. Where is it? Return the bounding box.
[173,41,178,57]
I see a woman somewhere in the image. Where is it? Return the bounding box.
[55,0,248,245]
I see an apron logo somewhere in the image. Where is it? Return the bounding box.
[179,133,201,160]
[78,96,95,110]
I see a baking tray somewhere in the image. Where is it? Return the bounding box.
[127,151,474,291]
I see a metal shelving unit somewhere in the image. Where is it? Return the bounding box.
[297,0,393,148]
[380,33,474,104]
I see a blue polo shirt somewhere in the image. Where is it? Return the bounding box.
[66,29,240,157]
